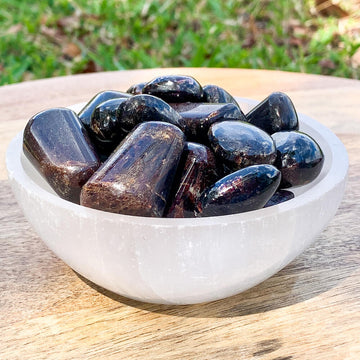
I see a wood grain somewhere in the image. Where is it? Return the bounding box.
[1,68,359,360]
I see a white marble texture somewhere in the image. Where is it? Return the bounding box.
[6,99,348,304]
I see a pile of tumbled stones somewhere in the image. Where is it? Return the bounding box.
[23,75,324,218]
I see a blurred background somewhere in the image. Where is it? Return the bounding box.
[1,0,360,85]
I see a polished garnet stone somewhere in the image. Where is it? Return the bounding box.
[272,130,324,188]
[142,75,204,103]
[173,103,246,143]
[78,90,131,130]
[208,120,277,172]
[89,98,128,155]
[116,94,183,135]
[23,108,101,203]
[197,164,281,217]
[166,142,218,218]
[80,121,185,217]
[245,92,299,134]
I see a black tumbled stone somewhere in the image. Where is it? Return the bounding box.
[173,103,246,143]
[89,98,128,154]
[245,92,299,134]
[116,94,183,136]
[197,164,281,217]
[208,120,277,172]
[142,75,204,103]
[203,84,241,109]
[272,131,324,188]
[78,90,132,130]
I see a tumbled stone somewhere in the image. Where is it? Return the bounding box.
[78,90,132,130]
[208,120,276,172]
[264,190,294,207]
[89,98,128,154]
[203,84,240,109]
[272,131,324,188]
[126,82,147,95]
[23,108,101,203]
[80,121,185,217]
[166,142,218,218]
[245,92,299,134]
[197,164,281,217]
[116,94,183,136]
[172,103,246,143]
[142,75,204,102]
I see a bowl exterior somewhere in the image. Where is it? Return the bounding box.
[6,104,348,304]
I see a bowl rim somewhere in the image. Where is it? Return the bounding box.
[6,97,349,227]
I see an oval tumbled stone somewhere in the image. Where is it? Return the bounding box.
[116,94,183,136]
[80,121,185,217]
[272,131,324,188]
[142,75,204,102]
[245,92,299,134]
[208,120,276,172]
[197,164,281,217]
[23,108,101,203]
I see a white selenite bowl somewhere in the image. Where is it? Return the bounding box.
[6,98,348,305]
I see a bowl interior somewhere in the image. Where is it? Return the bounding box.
[16,97,340,221]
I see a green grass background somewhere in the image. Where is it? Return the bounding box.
[1,0,360,85]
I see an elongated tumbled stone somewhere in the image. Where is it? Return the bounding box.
[245,92,299,134]
[203,84,241,109]
[142,75,204,102]
[80,121,185,217]
[127,82,146,95]
[78,90,132,130]
[264,190,294,208]
[116,94,183,136]
[166,142,218,218]
[197,164,281,217]
[90,98,128,154]
[173,103,246,143]
[23,108,101,203]
[272,131,324,188]
[208,120,276,172]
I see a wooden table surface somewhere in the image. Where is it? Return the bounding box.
[1,68,359,360]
